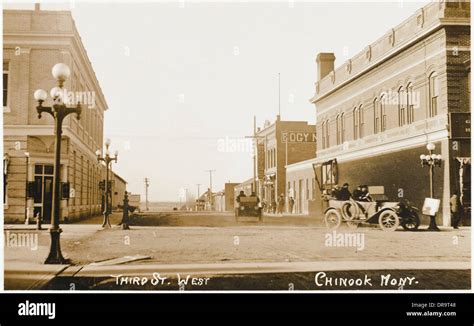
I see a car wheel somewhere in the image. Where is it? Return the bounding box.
[324,209,342,230]
[378,210,400,232]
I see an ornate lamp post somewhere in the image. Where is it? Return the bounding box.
[34,63,81,264]
[420,142,443,231]
[96,139,118,228]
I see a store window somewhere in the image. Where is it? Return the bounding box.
[429,73,439,117]
[3,61,9,109]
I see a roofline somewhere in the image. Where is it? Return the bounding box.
[310,4,470,104]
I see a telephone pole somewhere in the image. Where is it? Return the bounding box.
[204,170,215,210]
[144,177,149,211]
[245,115,264,194]
[196,183,201,199]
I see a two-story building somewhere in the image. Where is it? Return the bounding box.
[254,115,316,213]
[3,5,115,223]
[287,1,470,225]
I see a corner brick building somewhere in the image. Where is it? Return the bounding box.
[3,6,118,223]
[287,1,470,225]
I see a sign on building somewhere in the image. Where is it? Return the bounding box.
[281,132,317,143]
[450,113,471,139]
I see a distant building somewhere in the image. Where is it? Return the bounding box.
[3,6,111,222]
[215,182,239,212]
[287,1,470,225]
[111,171,127,210]
[234,178,254,200]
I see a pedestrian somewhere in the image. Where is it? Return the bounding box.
[289,197,295,214]
[450,193,462,229]
[271,198,277,214]
[277,193,284,214]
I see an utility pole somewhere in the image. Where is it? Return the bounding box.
[144,177,149,211]
[196,183,201,199]
[196,183,202,211]
[245,116,263,194]
[204,170,215,210]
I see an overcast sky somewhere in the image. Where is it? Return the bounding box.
[5,1,431,201]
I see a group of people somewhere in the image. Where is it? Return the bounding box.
[236,191,296,214]
[261,194,295,214]
[331,183,372,202]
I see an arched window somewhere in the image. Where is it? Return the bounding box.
[373,98,380,134]
[353,107,359,140]
[359,105,364,138]
[321,121,327,149]
[398,86,406,126]
[321,119,330,149]
[336,113,345,145]
[380,94,387,132]
[429,73,438,117]
[406,83,414,124]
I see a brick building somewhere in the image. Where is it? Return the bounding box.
[287,1,470,225]
[253,116,316,212]
[3,6,116,223]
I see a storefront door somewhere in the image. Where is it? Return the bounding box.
[33,164,54,223]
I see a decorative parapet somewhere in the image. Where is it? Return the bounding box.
[312,1,470,103]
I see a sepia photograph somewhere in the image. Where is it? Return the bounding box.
[1,0,471,303]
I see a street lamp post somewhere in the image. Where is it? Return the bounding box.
[420,142,443,231]
[96,139,118,228]
[34,63,81,264]
[144,177,150,211]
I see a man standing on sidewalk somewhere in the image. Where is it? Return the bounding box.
[450,193,462,229]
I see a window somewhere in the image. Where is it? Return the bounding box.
[353,107,359,140]
[86,160,90,207]
[81,156,84,205]
[72,151,76,206]
[398,87,406,126]
[407,83,414,124]
[3,61,9,108]
[321,121,327,149]
[359,105,364,138]
[373,98,380,134]
[321,120,330,149]
[3,154,9,204]
[336,113,345,145]
[429,73,439,117]
[305,179,309,200]
[380,95,387,132]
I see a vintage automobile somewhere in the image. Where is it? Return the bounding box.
[323,198,420,232]
[235,196,263,222]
